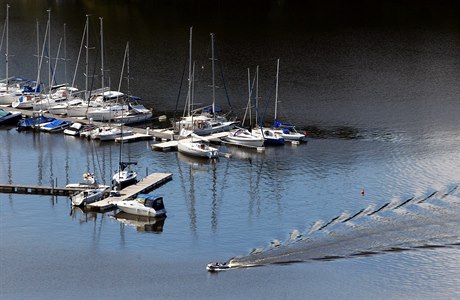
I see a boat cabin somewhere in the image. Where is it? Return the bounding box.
[137,194,165,210]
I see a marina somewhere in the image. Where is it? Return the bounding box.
[1,1,459,299]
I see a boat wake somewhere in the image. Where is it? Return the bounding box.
[227,184,460,269]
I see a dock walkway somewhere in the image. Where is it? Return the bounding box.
[0,184,84,196]
[87,172,172,211]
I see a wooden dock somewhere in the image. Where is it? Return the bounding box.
[115,133,153,143]
[87,172,172,211]
[0,184,84,196]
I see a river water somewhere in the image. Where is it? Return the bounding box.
[1,1,460,299]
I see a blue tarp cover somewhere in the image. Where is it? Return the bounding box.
[18,116,55,127]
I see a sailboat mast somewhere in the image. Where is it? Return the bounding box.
[84,15,89,101]
[47,9,51,94]
[100,17,104,91]
[274,58,280,121]
[36,20,40,71]
[255,65,259,127]
[187,26,192,117]
[63,23,67,85]
[5,4,8,91]
[210,33,215,119]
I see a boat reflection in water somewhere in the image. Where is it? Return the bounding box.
[70,206,99,224]
[111,212,166,233]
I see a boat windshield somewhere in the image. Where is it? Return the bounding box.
[145,198,165,210]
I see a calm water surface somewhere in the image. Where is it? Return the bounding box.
[1,1,460,299]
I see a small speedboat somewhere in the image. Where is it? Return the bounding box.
[206,262,231,272]
[117,194,166,217]
[63,122,83,136]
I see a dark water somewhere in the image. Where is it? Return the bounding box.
[1,1,460,299]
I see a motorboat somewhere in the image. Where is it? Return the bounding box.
[0,108,22,125]
[273,121,307,142]
[112,162,138,189]
[39,119,72,133]
[116,194,166,217]
[69,172,109,206]
[70,185,110,206]
[63,122,83,136]
[178,139,219,159]
[225,127,265,148]
[17,115,55,131]
[206,262,231,272]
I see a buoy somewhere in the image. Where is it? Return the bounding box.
[361,188,365,196]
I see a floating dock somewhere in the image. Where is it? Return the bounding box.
[87,172,172,211]
[115,133,153,143]
[0,184,84,196]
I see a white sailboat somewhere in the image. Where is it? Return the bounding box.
[175,30,236,136]
[272,58,307,142]
[0,4,22,105]
[249,66,284,145]
[225,68,264,148]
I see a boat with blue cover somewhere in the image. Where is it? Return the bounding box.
[17,115,55,131]
[39,119,72,132]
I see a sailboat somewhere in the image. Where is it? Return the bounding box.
[249,66,284,145]
[112,42,138,189]
[177,32,220,159]
[225,68,265,148]
[0,4,22,106]
[175,30,236,137]
[69,139,109,206]
[272,59,307,142]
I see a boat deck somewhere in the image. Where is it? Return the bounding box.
[87,172,172,211]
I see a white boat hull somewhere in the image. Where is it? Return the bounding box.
[71,186,109,206]
[178,141,219,159]
[117,201,166,217]
[225,128,265,148]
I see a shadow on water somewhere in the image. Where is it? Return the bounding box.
[227,184,460,269]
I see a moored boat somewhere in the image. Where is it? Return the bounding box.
[69,173,109,206]
[17,115,55,131]
[225,127,265,148]
[177,138,219,159]
[71,185,110,206]
[39,119,72,132]
[116,194,166,217]
[0,108,22,125]
[112,162,138,189]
